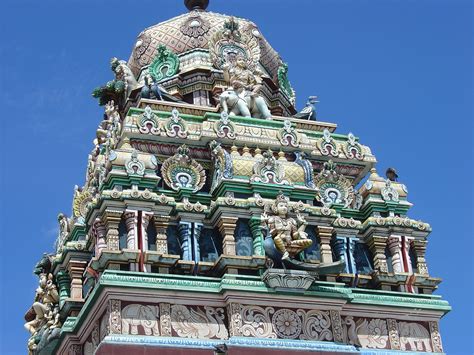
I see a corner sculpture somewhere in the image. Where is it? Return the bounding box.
[24,254,61,355]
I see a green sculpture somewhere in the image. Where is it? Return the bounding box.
[277,62,295,103]
[148,45,180,82]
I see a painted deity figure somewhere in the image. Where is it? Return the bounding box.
[262,194,312,260]
[24,273,59,335]
[55,213,69,253]
[220,55,272,119]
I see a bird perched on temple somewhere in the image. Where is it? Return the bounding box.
[294,151,316,188]
[294,96,319,121]
[386,167,399,181]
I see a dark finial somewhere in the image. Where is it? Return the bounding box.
[386,167,398,181]
[184,0,209,11]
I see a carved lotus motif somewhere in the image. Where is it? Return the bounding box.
[272,309,302,339]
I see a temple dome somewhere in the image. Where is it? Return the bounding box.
[127,10,282,81]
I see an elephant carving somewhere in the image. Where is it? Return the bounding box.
[121,304,160,336]
[398,322,432,351]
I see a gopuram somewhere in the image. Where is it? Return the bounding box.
[24,1,450,354]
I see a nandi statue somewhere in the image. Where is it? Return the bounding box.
[219,55,272,120]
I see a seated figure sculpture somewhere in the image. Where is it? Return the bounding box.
[262,193,312,260]
[220,55,272,120]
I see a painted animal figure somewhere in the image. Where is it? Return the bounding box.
[121,304,160,336]
[219,89,272,119]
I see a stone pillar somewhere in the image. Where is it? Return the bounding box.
[368,236,388,272]
[218,216,238,255]
[103,210,122,251]
[154,215,171,254]
[124,211,138,249]
[159,303,172,337]
[56,270,71,307]
[387,319,401,350]
[67,260,87,300]
[317,226,334,263]
[429,321,444,353]
[249,217,264,256]
[388,237,402,273]
[92,218,107,256]
[178,222,192,260]
[413,240,429,275]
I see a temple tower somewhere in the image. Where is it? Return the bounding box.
[24,1,449,354]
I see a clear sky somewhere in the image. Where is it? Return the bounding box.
[1,0,472,353]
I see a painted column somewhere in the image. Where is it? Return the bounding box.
[56,270,71,307]
[317,226,334,263]
[333,237,347,271]
[178,222,192,260]
[154,215,171,254]
[429,321,444,353]
[194,223,203,262]
[368,236,388,272]
[67,260,87,300]
[92,218,107,256]
[103,210,122,251]
[141,212,153,251]
[218,216,238,255]
[249,217,264,256]
[413,239,429,275]
[388,237,403,273]
[124,211,138,249]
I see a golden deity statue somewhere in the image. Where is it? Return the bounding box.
[262,193,313,260]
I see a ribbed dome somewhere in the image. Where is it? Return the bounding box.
[128,10,282,81]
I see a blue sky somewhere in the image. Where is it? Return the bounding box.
[1,0,472,353]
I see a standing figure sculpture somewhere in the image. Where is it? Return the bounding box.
[111,57,139,99]
[220,55,272,120]
[262,193,312,260]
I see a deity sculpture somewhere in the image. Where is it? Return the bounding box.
[55,213,69,253]
[262,193,312,260]
[220,55,272,119]
[24,273,59,335]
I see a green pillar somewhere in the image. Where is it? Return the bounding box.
[56,270,71,307]
[248,217,264,256]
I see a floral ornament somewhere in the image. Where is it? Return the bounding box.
[180,13,210,38]
[272,309,302,339]
[277,63,296,104]
[164,108,187,138]
[314,160,354,208]
[342,132,364,160]
[72,186,94,224]
[381,179,399,202]
[277,119,300,147]
[161,144,206,192]
[250,150,290,185]
[214,111,236,139]
[148,45,180,82]
[317,129,339,157]
[138,105,161,135]
[125,150,145,177]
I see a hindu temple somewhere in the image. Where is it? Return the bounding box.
[24,0,450,354]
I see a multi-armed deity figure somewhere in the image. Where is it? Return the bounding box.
[220,54,272,119]
[262,193,313,260]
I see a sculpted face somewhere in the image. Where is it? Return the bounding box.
[236,57,246,68]
[276,201,288,216]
